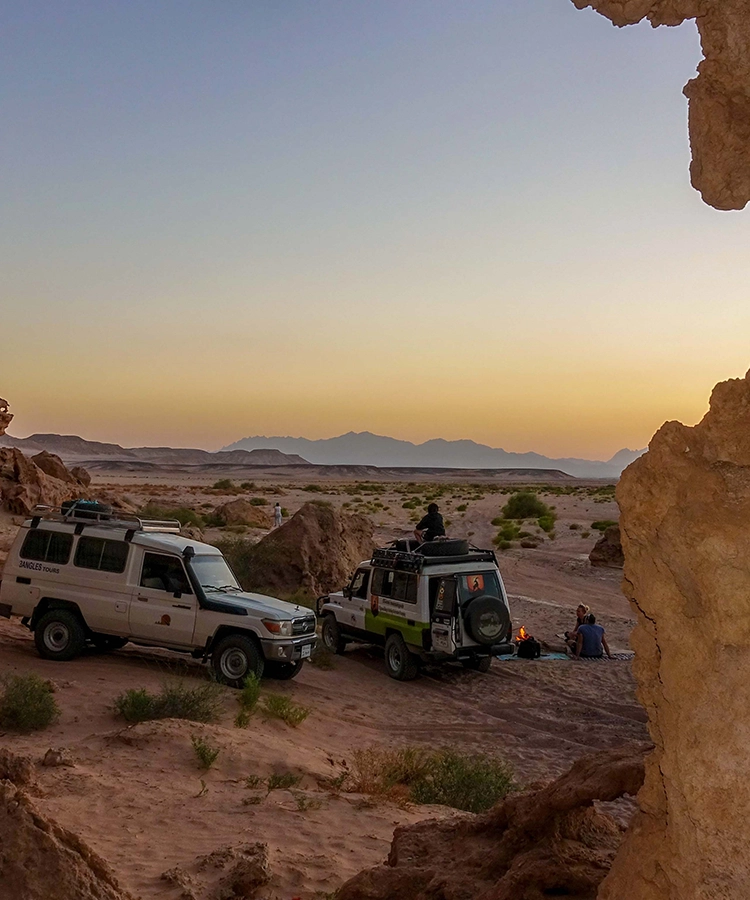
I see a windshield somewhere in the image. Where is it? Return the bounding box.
[190,554,241,592]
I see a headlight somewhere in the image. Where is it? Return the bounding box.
[262,618,293,637]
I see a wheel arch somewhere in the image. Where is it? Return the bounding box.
[206,624,263,655]
[31,598,86,631]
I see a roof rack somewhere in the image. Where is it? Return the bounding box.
[29,505,182,534]
[371,544,497,572]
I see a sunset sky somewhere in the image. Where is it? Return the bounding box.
[2,1,749,459]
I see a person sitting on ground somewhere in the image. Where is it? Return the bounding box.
[414,503,446,543]
[575,613,612,660]
[565,604,590,652]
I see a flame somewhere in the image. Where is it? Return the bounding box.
[515,626,530,642]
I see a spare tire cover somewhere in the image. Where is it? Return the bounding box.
[464,595,511,646]
[418,539,470,557]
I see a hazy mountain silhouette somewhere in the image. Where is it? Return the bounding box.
[223,431,645,478]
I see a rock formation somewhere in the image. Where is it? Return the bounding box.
[0,399,11,437]
[598,369,750,899]
[32,450,90,487]
[0,448,87,515]
[589,524,624,567]
[212,497,271,529]
[338,746,647,900]
[227,501,374,597]
[571,0,750,210]
[0,751,133,900]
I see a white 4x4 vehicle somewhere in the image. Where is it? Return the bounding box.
[0,502,316,686]
[317,539,514,680]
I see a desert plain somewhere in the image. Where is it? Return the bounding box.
[0,466,646,899]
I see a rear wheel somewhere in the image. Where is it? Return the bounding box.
[384,633,420,681]
[321,615,347,654]
[461,656,492,673]
[211,633,265,688]
[265,660,304,680]
[34,609,87,661]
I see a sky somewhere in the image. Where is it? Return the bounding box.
[2,1,749,459]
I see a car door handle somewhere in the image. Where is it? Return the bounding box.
[137,595,149,602]
[172,603,191,610]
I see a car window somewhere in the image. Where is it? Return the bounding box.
[350,569,370,599]
[20,529,73,565]
[140,553,192,594]
[371,568,416,603]
[75,537,129,573]
[457,572,502,602]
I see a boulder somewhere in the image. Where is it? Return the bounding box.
[231,501,374,597]
[32,450,78,484]
[70,466,92,487]
[570,1,750,210]
[338,746,647,900]
[599,370,750,899]
[588,525,624,568]
[213,498,270,529]
[0,448,81,515]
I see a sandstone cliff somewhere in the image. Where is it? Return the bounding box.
[571,0,750,210]
[599,370,750,899]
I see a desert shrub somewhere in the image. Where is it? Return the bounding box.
[582,530,591,538]
[502,492,551,520]
[139,503,204,528]
[267,772,302,791]
[494,539,512,550]
[240,481,256,490]
[191,735,220,770]
[0,673,59,732]
[497,522,520,542]
[456,504,467,512]
[213,479,235,491]
[302,484,324,492]
[569,522,580,530]
[537,515,556,533]
[114,681,223,724]
[349,747,514,813]
[249,497,268,506]
[262,694,310,727]
[490,516,505,527]
[591,520,618,532]
[235,674,261,728]
[309,645,336,670]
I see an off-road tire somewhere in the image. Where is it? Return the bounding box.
[464,595,512,646]
[384,633,420,681]
[461,656,492,673]
[322,615,347,654]
[91,634,129,652]
[211,633,265,688]
[417,539,470,557]
[35,609,87,661]
[265,660,304,680]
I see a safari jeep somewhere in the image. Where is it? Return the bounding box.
[317,539,514,680]
[0,502,316,685]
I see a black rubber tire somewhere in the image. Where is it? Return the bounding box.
[417,539,470,557]
[464,595,512,647]
[34,609,87,661]
[265,660,304,680]
[211,633,265,688]
[321,615,347,654]
[461,656,492,673]
[91,634,129,651]
[384,633,420,681]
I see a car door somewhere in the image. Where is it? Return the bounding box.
[340,567,371,633]
[129,550,197,647]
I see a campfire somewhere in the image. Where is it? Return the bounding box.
[514,625,541,659]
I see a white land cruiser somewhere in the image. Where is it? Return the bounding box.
[0,502,316,686]
[317,539,514,680]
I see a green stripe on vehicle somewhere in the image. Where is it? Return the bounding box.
[365,610,429,647]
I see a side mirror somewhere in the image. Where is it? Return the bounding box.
[344,585,352,599]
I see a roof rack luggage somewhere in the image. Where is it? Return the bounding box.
[30,502,181,534]
[371,541,497,572]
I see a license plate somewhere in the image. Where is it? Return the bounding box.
[301,644,312,659]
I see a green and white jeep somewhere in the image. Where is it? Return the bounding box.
[317,539,514,680]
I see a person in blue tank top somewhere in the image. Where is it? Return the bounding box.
[575,614,612,660]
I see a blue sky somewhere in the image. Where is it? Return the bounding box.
[2,1,748,457]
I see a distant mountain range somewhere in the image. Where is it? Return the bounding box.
[223,431,645,478]
[0,434,308,467]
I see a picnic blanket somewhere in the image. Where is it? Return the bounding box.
[497,651,633,662]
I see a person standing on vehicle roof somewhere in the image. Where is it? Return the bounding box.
[414,503,446,543]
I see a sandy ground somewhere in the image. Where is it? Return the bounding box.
[0,473,645,899]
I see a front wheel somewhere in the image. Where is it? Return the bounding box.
[384,633,420,681]
[321,615,347,654]
[211,633,265,688]
[461,656,492,673]
[35,609,87,661]
[265,660,304,680]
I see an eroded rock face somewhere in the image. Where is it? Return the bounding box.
[0,447,83,515]
[601,370,750,899]
[571,0,750,210]
[589,524,624,568]
[338,746,647,900]
[0,398,12,437]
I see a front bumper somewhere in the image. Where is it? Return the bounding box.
[260,634,317,662]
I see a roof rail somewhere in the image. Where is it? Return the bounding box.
[30,505,182,534]
[371,543,497,572]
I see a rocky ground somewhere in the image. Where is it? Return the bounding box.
[0,470,645,899]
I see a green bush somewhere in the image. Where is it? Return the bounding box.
[262,694,310,727]
[267,772,302,791]
[114,681,223,724]
[349,747,514,813]
[0,674,59,732]
[494,539,512,550]
[191,734,220,770]
[235,674,261,728]
[591,520,618,532]
[302,484,324,492]
[569,523,580,530]
[249,497,268,506]
[240,481,256,490]
[213,479,235,491]
[456,504,467,512]
[537,515,556,533]
[502,492,551,520]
